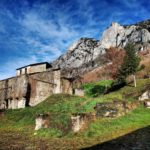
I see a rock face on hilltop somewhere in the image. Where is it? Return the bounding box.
[100,22,150,49]
[52,20,150,75]
[52,38,105,69]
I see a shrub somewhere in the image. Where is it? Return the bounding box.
[82,80,114,97]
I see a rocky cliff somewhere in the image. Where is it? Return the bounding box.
[52,38,105,69]
[52,20,150,75]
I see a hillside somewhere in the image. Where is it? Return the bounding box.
[0,79,150,149]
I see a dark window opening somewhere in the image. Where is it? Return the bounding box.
[20,69,22,75]
[25,68,27,74]
[5,99,8,109]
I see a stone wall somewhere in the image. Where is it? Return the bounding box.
[28,70,54,106]
[35,114,49,130]
[94,100,139,118]
[0,75,28,109]
[0,69,73,109]
[139,90,150,101]
[74,88,84,96]
[16,64,47,76]
[71,113,96,132]
[28,64,47,74]
[61,78,73,95]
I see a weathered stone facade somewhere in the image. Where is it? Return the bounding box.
[16,62,52,76]
[0,69,73,109]
[0,75,28,109]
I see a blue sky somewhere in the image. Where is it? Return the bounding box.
[0,0,150,80]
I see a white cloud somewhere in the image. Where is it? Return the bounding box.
[0,56,37,80]
[0,0,106,80]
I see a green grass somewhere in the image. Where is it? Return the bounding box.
[0,78,150,149]
[71,106,150,149]
[0,94,87,132]
[82,106,150,138]
[82,80,114,97]
[79,78,150,112]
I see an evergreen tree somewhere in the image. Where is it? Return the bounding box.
[117,43,140,87]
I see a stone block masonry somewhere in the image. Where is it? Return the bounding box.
[0,69,72,109]
[0,75,28,109]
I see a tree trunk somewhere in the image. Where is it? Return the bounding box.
[133,74,137,87]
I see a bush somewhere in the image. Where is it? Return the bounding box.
[82,80,114,97]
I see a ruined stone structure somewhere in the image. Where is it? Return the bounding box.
[94,100,140,118]
[0,69,73,109]
[74,88,84,96]
[71,113,96,132]
[35,114,49,130]
[139,90,150,101]
[144,100,150,108]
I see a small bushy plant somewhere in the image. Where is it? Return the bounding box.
[82,80,114,97]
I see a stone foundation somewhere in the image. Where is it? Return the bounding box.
[71,113,96,132]
[35,114,49,130]
[94,100,139,118]
[144,100,150,108]
[139,90,150,101]
[74,88,84,96]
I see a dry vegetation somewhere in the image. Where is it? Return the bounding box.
[137,48,150,78]
[83,47,125,83]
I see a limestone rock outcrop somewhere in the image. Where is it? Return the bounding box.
[52,20,150,76]
[100,22,150,49]
[52,38,103,69]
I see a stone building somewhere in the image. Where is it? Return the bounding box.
[16,62,52,76]
[0,66,73,109]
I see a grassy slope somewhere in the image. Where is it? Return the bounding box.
[0,79,150,149]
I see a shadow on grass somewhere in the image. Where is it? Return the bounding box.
[81,125,150,150]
